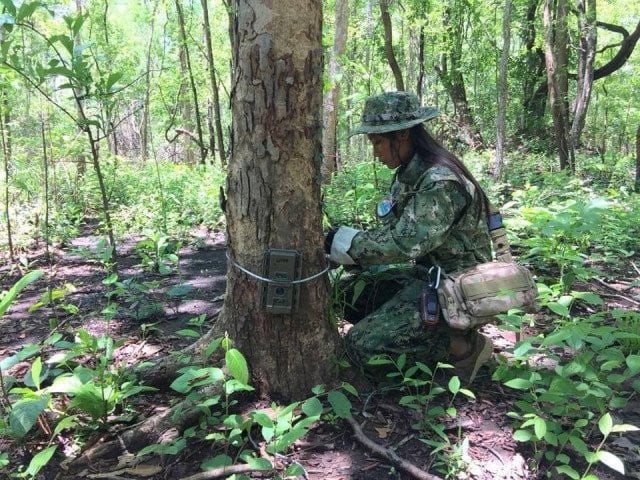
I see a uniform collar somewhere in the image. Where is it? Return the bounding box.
[396,153,427,186]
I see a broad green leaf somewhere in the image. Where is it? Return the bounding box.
[341,382,358,397]
[534,417,547,439]
[175,329,200,338]
[327,390,352,419]
[284,463,306,477]
[625,354,640,375]
[448,376,460,394]
[568,435,589,454]
[24,445,57,477]
[167,284,193,297]
[53,415,78,436]
[513,429,532,442]
[0,0,16,16]
[225,349,249,385]
[570,291,604,305]
[30,357,42,390]
[555,465,580,479]
[251,412,274,428]
[547,302,570,317]
[0,270,43,317]
[302,397,323,418]
[245,457,272,471]
[598,413,613,437]
[170,367,224,394]
[311,384,325,395]
[504,378,532,390]
[200,453,233,472]
[595,451,625,474]
[8,397,48,438]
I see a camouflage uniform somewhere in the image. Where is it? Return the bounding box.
[329,92,492,369]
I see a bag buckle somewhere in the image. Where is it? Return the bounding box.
[428,266,441,289]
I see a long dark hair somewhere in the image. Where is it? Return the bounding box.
[383,125,489,222]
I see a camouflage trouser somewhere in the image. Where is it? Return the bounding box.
[334,267,451,371]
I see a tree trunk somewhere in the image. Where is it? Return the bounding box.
[436,3,484,148]
[416,27,425,102]
[635,126,640,193]
[543,0,572,171]
[493,0,512,179]
[74,0,87,178]
[201,0,227,166]
[217,0,337,400]
[0,90,13,260]
[570,0,596,152]
[141,0,159,163]
[174,0,207,164]
[520,0,546,137]
[380,0,405,91]
[322,0,349,180]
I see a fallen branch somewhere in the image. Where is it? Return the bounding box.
[179,464,272,480]
[345,416,443,480]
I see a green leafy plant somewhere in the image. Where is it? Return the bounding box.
[494,292,640,477]
[135,231,181,275]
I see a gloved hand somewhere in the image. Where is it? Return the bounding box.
[324,228,338,254]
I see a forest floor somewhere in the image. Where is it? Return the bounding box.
[1,223,639,480]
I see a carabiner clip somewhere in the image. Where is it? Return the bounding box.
[427,266,441,289]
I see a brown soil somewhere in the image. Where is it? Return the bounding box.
[1,225,639,480]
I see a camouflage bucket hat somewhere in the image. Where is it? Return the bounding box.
[350,91,439,136]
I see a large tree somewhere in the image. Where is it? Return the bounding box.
[218,0,337,400]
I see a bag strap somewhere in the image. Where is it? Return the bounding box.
[487,204,513,263]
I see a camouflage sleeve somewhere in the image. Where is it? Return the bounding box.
[347,180,468,265]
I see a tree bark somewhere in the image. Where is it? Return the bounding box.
[322,0,349,180]
[201,0,227,166]
[543,0,572,171]
[570,0,596,152]
[0,90,13,260]
[379,0,405,91]
[218,0,337,400]
[493,0,512,179]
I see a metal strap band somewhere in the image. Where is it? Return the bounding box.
[225,251,330,285]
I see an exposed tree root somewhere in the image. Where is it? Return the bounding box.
[346,416,443,480]
[178,464,272,480]
[139,325,223,389]
[65,397,203,475]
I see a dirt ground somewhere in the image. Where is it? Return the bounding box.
[1,225,639,480]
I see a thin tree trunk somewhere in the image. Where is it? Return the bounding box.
[493,0,512,179]
[141,0,159,163]
[322,0,349,180]
[520,0,546,137]
[380,0,405,91]
[543,0,572,171]
[40,115,51,264]
[74,0,87,178]
[0,91,13,260]
[174,0,207,164]
[570,0,597,151]
[635,124,640,193]
[416,27,425,102]
[201,0,227,166]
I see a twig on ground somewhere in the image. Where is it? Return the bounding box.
[345,416,443,480]
[593,278,640,306]
[631,262,640,276]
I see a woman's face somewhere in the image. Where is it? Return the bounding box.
[368,131,411,169]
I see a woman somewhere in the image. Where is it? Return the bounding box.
[326,91,494,383]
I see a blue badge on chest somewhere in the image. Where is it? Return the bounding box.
[377,183,401,218]
[377,196,393,218]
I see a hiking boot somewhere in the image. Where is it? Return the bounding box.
[452,333,494,384]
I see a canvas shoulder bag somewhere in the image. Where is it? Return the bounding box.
[432,208,538,331]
